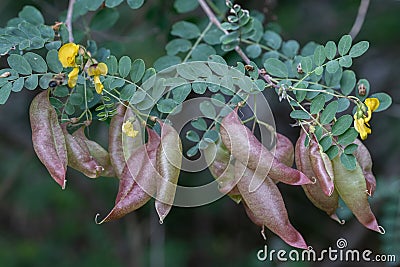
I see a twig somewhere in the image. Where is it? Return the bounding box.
[198,0,278,88]
[65,0,76,43]
[349,0,370,39]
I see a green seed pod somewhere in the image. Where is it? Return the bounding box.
[332,155,383,233]
[30,91,68,189]
[235,160,308,249]
[97,128,160,223]
[295,129,340,221]
[62,124,101,178]
[220,108,310,185]
[109,104,142,178]
[354,139,376,196]
[155,120,182,223]
[73,127,115,177]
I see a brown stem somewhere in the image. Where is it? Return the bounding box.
[65,0,76,43]
[349,0,370,39]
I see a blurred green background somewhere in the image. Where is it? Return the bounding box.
[0,0,399,266]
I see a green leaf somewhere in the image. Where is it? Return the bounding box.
[319,135,333,152]
[105,0,124,8]
[199,101,216,119]
[340,70,356,96]
[326,60,339,74]
[127,0,144,9]
[18,6,44,25]
[191,44,216,61]
[53,86,69,97]
[337,127,358,146]
[204,28,224,45]
[25,74,38,90]
[325,66,342,87]
[90,8,119,30]
[338,35,352,56]
[174,0,198,13]
[120,84,136,100]
[310,94,326,114]
[12,77,24,92]
[340,153,357,170]
[220,31,239,45]
[85,0,104,11]
[142,68,156,83]
[130,59,145,83]
[338,55,352,68]
[320,101,338,124]
[171,21,200,39]
[337,98,350,112]
[105,55,118,75]
[192,82,207,94]
[118,56,131,78]
[172,84,191,103]
[23,52,47,73]
[129,88,147,104]
[264,58,288,78]
[45,41,62,51]
[0,83,12,104]
[39,74,53,89]
[154,55,181,72]
[191,118,207,131]
[246,44,262,59]
[349,41,369,58]
[166,39,192,55]
[324,41,337,60]
[314,66,324,76]
[313,45,326,66]
[300,56,313,73]
[69,92,84,106]
[281,40,299,58]
[186,145,199,157]
[157,98,179,113]
[203,129,219,143]
[7,54,32,75]
[290,110,310,120]
[325,145,339,160]
[46,50,63,73]
[344,143,358,154]
[263,30,282,50]
[370,92,392,112]
[186,130,200,142]
[331,114,353,136]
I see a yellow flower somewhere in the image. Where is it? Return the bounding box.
[122,120,139,138]
[67,67,79,88]
[353,98,380,140]
[58,43,79,68]
[87,63,108,94]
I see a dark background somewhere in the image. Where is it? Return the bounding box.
[0,0,399,266]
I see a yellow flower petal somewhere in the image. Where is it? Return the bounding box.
[58,43,79,68]
[122,121,139,138]
[93,76,103,94]
[354,117,371,140]
[67,67,79,88]
[88,62,108,76]
[365,98,380,112]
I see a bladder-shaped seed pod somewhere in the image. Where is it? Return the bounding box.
[309,136,335,196]
[354,139,376,196]
[235,160,308,249]
[62,124,101,178]
[220,108,310,185]
[109,104,142,177]
[155,120,182,223]
[73,127,115,178]
[295,130,340,221]
[97,128,160,223]
[30,91,68,189]
[332,155,383,233]
[275,133,294,167]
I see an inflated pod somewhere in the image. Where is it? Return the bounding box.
[354,139,376,196]
[235,161,308,249]
[309,136,334,196]
[220,109,310,185]
[275,133,294,167]
[30,91,68,189]
[155,120,182,223]
[109,104,142,177]
[295,130,339,220]
[98,128,160,223]
[62,124,101,178]
[73,127,115,177]
[332,156,382,233]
